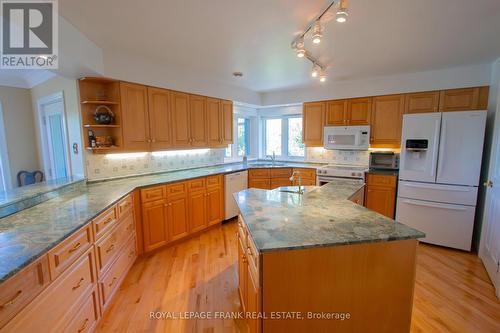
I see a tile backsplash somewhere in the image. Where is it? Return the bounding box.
[305,148,369,166]
[85,149,225,181]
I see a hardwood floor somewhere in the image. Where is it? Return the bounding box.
[96,220,500,333]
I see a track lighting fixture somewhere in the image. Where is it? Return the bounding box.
[319,72,327,82]
[296,38,306,58]
[312,21,323,44]
[336,0,349,23]
[311,64,320,78]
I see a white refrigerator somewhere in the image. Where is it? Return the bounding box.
[396,111,487,251]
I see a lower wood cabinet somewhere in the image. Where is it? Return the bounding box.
[249,168,316,189]
[141,175,224,253]
[364,173,397,218]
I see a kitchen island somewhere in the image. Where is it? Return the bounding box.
[235,180,424,333]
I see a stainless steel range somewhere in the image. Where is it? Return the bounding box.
[316,164,368,185]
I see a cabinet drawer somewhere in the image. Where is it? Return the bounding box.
[117,194,133,219]
[166,182,187,197]
[366,174,397,187]
[62,288,99,333]
[93,206,118,240]
[270,177,292,189]
[206,175,222,189]
[48,223,93,280]
[99,236,136,309]
[95,214,135,276]
[188,178,206,192]
[248,168,270,179]
[292,168,316,179]
[0,256,50,328]
[2,248,96,332]
[270,168,292,178]
[141,186,166,203]
[292,178,316,186]
[246,236,260,286]
[237,216,247,247]
[248,179,270,190]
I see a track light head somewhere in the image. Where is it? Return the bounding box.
[312,21,323,44]
[311,64,321,78]
[336,0,349,23]
[319,71,327,82]
[296,39,306,58]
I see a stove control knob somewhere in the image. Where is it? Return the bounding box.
[351,172,356,176]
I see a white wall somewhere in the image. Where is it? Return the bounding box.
[260,63,492,106]
[0,86,40,187]
[30,76,84,178]
[103,50,261,106]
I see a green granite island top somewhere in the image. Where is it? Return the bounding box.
[234,179,425,253]
[0,161,322,283]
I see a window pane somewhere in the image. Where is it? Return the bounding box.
[265,119,282,156]
[225,144,232,158]
[288,117,305,157]
[237,118,248,157]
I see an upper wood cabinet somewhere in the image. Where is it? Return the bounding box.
[439,87,489,112]
[207,98,222,147]
[221,100,234,145]
[370,94,405,148]
[120,82,150,151]
[347,97,372,125]
[189,95,208,147]
[326,100,347,125]
[303,102,325,146]
[405,91,440,114]
[147,87,172,150]
[171,91,191,148]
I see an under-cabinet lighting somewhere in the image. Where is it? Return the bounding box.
[105,152,148,159]
[151,149,210,157]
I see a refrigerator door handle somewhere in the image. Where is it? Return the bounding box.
[402,199,467,211]
[437,119,447,179]
[430,118,441,178]
[401,183,474,192]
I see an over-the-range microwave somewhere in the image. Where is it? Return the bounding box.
[323,125,370,150]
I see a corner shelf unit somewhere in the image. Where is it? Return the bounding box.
[79,77,123,153]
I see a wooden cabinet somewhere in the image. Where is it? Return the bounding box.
[303,102,325,146]
[238,235,248,312]
[207,186,223,226]
[439,87,489,112]
[246,263,261,333]
[141,199,169,252]
[349,187,365,206]
[248,178,271,190]
[249,168,316,189]
[221,100,234,145]
[171,91,191,147]
[147,87,172,150]
[188,188,208,233]
[120,82,150,151]
[167,195,190,242]
[365,174,397,218]
[326,100,347,125]
[370,94,405,148]
[207,98,222,147]
[189,95,208,147]
[405,91,440,114]
[347,97,372,125]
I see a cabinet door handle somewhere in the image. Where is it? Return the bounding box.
[103,217,113,225]
[77,318,89,333]
[152,139,156,143]
[0,290,23,308]
[108,277,117,287]
[241,254,247,263]
[72,277,85,290]
[68,242,82,253]
[106,244,115,253]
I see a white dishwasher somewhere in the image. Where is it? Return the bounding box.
[224,171,248,220]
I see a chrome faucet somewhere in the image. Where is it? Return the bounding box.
[266,151,276,165]
[290,170,304,194]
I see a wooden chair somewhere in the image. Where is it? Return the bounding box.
[17,170,44,187]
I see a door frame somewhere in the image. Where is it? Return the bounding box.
[479,86,500,298]
[0,101,12,190]
[37,91,72,180]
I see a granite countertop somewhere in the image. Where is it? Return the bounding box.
[0,161,322,283]
[366,168,399,176]
[234,180,425,253]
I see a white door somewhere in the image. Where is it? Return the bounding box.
[480,107,500,298]
[38,93,70,180]
[399,113,441,183]
[437,111,487,186]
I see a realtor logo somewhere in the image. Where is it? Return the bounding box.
[1,0,58,69]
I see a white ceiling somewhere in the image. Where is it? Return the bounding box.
[59,0,500,93]
[0,70,56,89]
